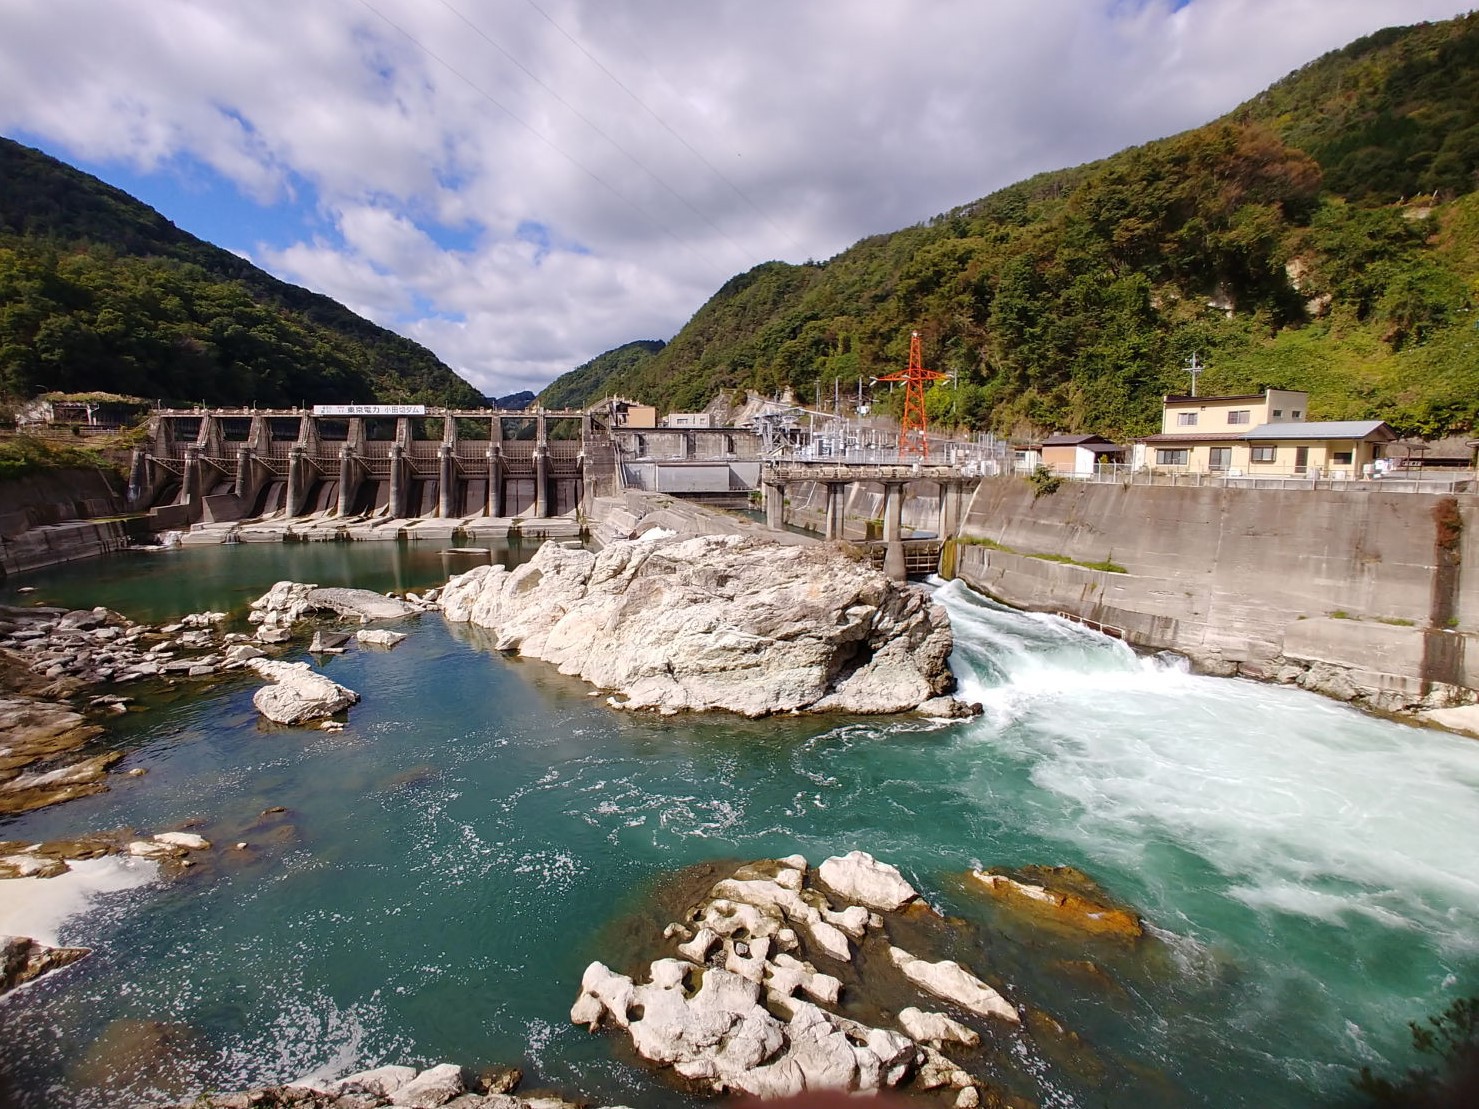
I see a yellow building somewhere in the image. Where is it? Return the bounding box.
[1141,389,1396,478]
[607,397,657,428]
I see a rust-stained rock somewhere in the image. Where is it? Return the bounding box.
[0,751,121,815]
[968,866,1144,940]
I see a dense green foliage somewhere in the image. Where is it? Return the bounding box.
[0,137,484,409]
[536,339,665,409]
[1242,15,1479,201]
[0,434,119,481]
[542,14,1479,439]
[1355,995,1479,1106]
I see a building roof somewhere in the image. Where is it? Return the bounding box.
[1243,420,1395,442]
[1163,388,1308,405]
[1141,432,1247,444]
[1393,435,1473,462]
[1042,433,1119,447]
[1162,392,1266,404]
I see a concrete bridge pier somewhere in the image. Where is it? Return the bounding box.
[488,446,505,517]
[337,447,361,517]
[180,446,204,522]
[882,480,907,582]
[387,444,407,518]
[234,448,273,515]
[234,448,253,500]
[534,445,550,518]
[438,445,456,518]
[823,481,848,541]
[126,448,151,511]
[285,447,313,518]
[764,480,786,530]
[937,482,963,540]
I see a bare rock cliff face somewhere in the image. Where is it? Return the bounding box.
[439,534,960,717]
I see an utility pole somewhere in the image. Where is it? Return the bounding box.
[1184,353,1204,397]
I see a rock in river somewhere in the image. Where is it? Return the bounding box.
[245,658,359,725]
[439,534,967,717]
[570,853,1017,1102]
[1,934,91,996]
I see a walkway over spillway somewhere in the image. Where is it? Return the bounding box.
[130,408,613,526]
[762,460,973,543]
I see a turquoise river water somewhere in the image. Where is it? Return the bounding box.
[0,541,1476,1108]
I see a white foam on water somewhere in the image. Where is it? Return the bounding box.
[215,985,405,1094]
[934,581,1479,944]
[0,857,158,947]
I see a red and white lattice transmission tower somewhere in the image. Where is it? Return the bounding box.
[876,330,948,459]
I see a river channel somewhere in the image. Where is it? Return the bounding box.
[0,540,1476,1107]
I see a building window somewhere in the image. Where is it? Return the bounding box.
[1156,449,1189,465]
[1291,410,1302,418]
[1332,450,1353,465]
[1227,410,1251,425]
[1251,445,1276,463]
[1176,412,1198,427]
[1209,447,1232,470]
[1272,409,1283,418]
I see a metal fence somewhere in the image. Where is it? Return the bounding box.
[1060,462,1475,494]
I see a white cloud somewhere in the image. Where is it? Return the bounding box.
[0,0,1468,397]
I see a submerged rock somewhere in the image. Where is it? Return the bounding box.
[305,587,417,623]
[357,629,407,649]
[439,535,964,717]
[248,582,417,641]
[969,866,1144,941]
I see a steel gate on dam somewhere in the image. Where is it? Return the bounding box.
[129,408,610,525]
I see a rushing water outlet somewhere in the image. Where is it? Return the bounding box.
[0,544,1476,1107]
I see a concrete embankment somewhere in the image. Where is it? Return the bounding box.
[0,468,133,577]
[949,476,1479,717]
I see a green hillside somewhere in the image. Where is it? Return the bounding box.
[0,137,484,410]
[541,13,1479,439]
[537,339,665,409]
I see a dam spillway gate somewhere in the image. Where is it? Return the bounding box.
[130,409,615,526]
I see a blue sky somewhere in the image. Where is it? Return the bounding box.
[0,0,1468,397]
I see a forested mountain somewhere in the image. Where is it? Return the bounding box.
[540,13,1479,439]
[0,137,484,409]
[536,339,665,409]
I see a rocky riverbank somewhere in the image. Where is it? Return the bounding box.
[161,1061,607,1109]
[0,580,432,819]
[0,601,256,816]
[439,534,975,718]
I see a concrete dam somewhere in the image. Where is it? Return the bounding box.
[129,408,614,530]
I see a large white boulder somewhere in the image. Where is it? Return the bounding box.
[246,659,359,725]
[388,1062,466,1106]
[898,1006,981,1047]
[888,946,1019,1023]
[438,535,959,717]
[323,1064,417,1097]
[818,850,918,912]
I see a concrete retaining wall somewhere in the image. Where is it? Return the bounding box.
[952,477,1479,710]
[0,468,133,577]
[0,469,123,536]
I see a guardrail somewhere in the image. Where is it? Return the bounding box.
[1059,465,1475,494]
